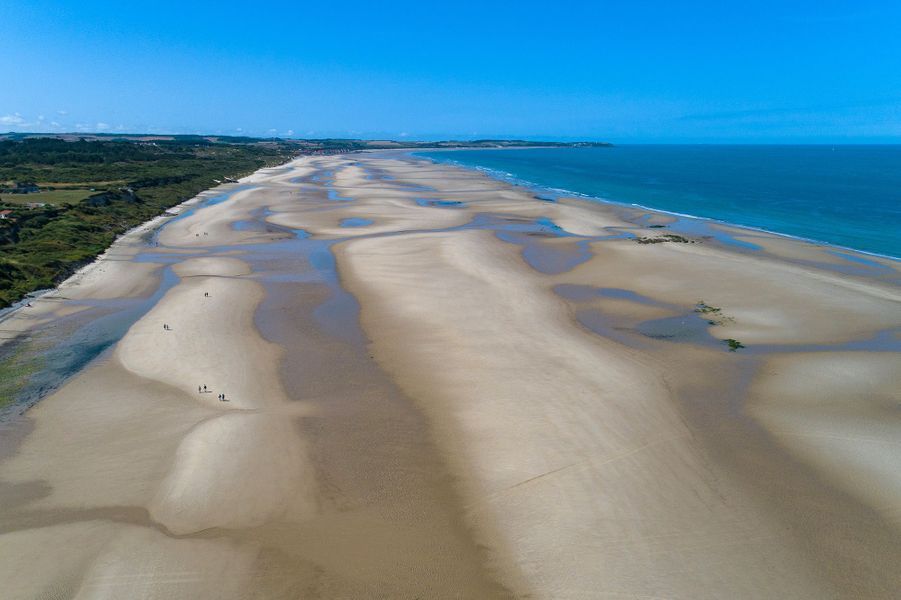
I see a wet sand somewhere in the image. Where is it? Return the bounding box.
[0,151,899,599]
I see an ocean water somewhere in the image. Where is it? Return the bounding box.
[416,146,901,258]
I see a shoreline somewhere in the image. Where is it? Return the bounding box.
[413,148,901,262]
[0,150,898,598]
[0,165,284,339]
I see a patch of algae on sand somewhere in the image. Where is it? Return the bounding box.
[0,338,45,409]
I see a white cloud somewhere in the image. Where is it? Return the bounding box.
[0,113,26,125]
[95,122,110,131]
[57,110,69,116]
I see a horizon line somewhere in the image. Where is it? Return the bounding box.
[4,131,901,146]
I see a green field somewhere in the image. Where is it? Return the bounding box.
[0,189,93,205]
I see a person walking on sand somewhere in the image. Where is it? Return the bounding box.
[198,386,202,393]
[203,385,207,392]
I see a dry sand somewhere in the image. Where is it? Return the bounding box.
[0,150,899,599]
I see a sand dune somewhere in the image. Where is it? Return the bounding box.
[117,265,285,409]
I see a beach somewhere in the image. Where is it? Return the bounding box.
[0,150,899,599]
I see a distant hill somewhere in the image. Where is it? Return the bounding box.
[0,132,612,150]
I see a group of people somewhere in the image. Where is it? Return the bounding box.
[196,384,227,402]
[164,316,229,402]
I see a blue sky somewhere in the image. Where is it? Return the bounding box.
[2,0,900,142]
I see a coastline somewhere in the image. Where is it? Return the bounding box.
[0,157,282,343]
[0,150,898,598]
[414,148,901,263]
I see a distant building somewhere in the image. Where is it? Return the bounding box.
[0,209,13,219]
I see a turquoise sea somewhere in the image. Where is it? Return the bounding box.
[416,146,901,259]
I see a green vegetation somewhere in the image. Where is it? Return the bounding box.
[723,338,745,351]
[0,338,42,408]
[0,189,92,205]
[0,137,303,307]
[635,233,694,244]
[695,300,735,326]
[694,301,722,315]
[695,301,742,350]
